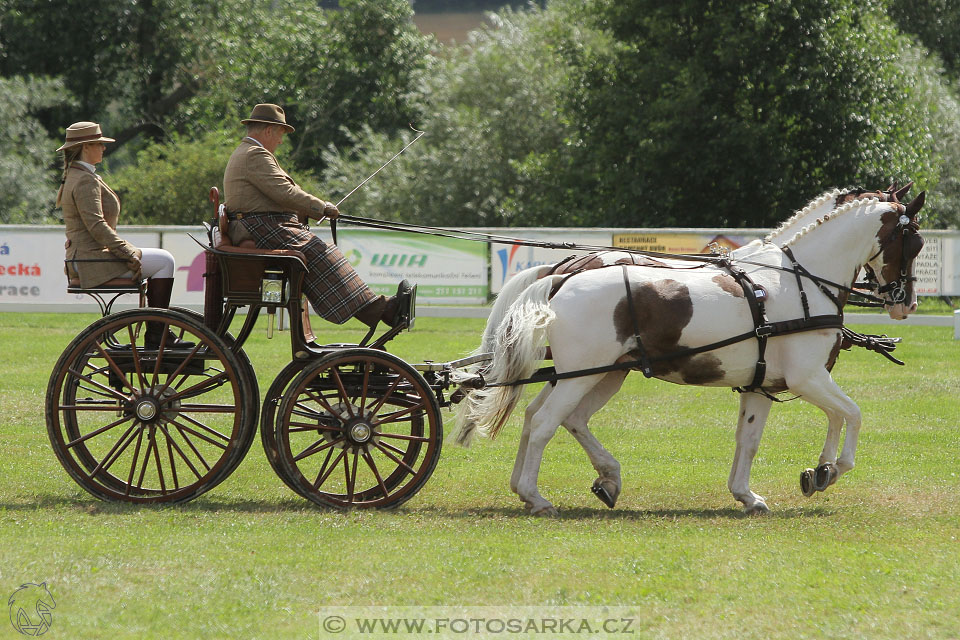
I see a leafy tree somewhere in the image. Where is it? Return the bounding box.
[0,75,67,224]
[887,0,960,76]
[322,4,579,226]
[0,0,216,146]
[542,0,952,227]
[182,0,434,174]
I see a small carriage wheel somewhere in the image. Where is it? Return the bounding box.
[260,359,309,495]
[272,348,442,509]
[45,309,258,503]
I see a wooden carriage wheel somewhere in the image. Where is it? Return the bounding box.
[270,349,442,509]
[45,309,258,503]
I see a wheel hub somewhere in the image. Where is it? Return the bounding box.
[348,421,373,443]
[135,399,159,421]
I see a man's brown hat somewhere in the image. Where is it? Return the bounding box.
[57,121,115,152]
[241,103,295,132]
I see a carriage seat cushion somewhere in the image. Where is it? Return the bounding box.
[67,277,141,290]
[214,245,307,262]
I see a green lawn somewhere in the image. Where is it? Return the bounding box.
[1,312,958,639]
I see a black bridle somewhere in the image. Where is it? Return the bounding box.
[861,211,924,306]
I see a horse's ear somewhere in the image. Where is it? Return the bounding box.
[905,191,925,217]
[895,182,913,202]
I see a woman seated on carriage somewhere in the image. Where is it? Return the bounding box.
[57,121,193,348]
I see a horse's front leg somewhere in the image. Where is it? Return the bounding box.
[790,371,861,497]
[515,377,601,516]
[728,391,774,514]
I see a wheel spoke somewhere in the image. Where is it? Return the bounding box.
[304,389,340,418]
[293,437,344,463]
[371,441,417,477]
[376,432,429,443]
[177,403,238,414]
[126,322,148,389]
[125,428,147,494]
[176,412,232,444]
[65,367,128,403]
[378,439,410,459]
[65,414,135,448]
[330,367,355,417]
[167,418,229,450]
[92,342,137,395]
[313,448,347,491]
[287,422,341,433]
[372,402,426,426]
[163,427,180,489]
[358,362,371,413]
[158,423,204,481]
[153,341,205,398]
[150,429,167,494]
[368,376,403,416]
[171,422,213,472]
[345,451,358,503]
[362,450,389,498]
[164,371,230,403]
[88,424,139,479]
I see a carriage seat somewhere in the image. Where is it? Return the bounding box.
[209,187,305,261]
[67,277,141,290]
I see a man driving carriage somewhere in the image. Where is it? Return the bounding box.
[223,103,411,329]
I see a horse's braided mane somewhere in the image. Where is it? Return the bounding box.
[765,188,843,243]
[778,196,883,249]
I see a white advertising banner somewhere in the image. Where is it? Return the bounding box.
[490,230,613,294]
[338,229,487,303]
[914,233,941,295]
[0,227,159,307]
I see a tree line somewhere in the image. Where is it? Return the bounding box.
[2,0,959,228]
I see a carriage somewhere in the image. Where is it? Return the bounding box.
[46,188,487,509]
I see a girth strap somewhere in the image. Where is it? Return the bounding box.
[621,265,654,377]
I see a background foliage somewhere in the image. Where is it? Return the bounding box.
[2,0,960,228]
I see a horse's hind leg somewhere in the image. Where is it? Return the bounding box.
[560,371,628,508]
[728,392,774,514]
[516,376,605,516]
[511,384,553,495]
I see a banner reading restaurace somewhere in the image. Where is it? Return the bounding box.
[337,229,488,304]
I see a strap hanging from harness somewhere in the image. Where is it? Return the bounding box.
[621,265,654,378]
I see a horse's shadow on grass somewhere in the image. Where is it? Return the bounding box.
[0,494,839,520]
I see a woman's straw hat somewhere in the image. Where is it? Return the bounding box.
[57,121,115,152]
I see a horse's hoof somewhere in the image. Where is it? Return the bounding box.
[531,504,559,517]
[814,463,838,491]
[800,468,816,497]
[591,478,617,509]
[745,501,769,515]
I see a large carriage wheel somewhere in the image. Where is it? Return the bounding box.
[271,348,442,509]
[45,309,258,503]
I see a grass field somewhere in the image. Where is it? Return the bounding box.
[1,311,959,639]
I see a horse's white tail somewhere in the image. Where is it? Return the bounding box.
[479,265,550,354]
[453,274,562,445]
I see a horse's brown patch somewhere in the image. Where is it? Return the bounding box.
[711,274,744,297]
[614,279,726,379]
[764,377,788,393]
[825,332,843,372]
[680,354,726,384]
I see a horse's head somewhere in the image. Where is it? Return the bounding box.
[863,192,925,319]
[835,181,913,208]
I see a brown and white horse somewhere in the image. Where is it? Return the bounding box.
[454,191,925,515]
